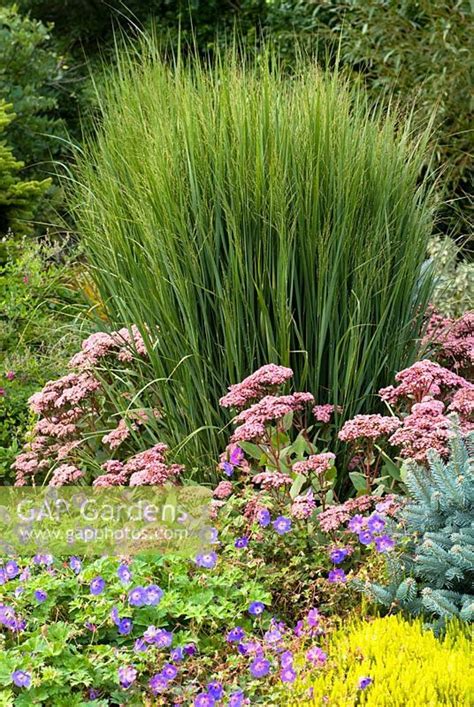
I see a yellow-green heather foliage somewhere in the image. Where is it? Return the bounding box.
[291,615,473,706]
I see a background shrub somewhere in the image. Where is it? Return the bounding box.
[0,238,82,481]
[0,101,50,234]
[74,45,434,469]
[0,5,68,176]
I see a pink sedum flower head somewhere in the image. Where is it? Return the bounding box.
[379,359,472,406]
[219,364,294,409]
[338,415,400,442]
[293,452,335,476]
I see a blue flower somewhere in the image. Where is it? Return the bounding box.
[69,556,81,574]
[358,530,374,546]
[228,690,246,707]
[0,568,6,585]
[90,577,105,595]
[146,584,164,606]
[11,669,31,688]
[149,673,169,695]
[328,568,346,584]
[128,586,147,607]
[222,461,234,477]
[367,513,386,534]
[234,536,249,549]
[117,564,132,584]
[329,548,348,564]
[118,665,137,689]
[257,508,271,527]
[207,681,223,699]
[248,601,266,616]
[134,638,148,652]
[170,646,184,662]
[227,626,245,642]
[374,535,395,553]
[184,642,197,656]
[194,694,215,707]
[272,516,292,535]
[118,618,133,635]
[358,676,373,690]
[249,657,270,678]
[5,561,19,579]
[280,666,297,683]
[34,590,47,603]
[162,663,178,681]
[195,552,217,569]
[348,514,364,532]
[110,606,120,625]
[280,650,294,668]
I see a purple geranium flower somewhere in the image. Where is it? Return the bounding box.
[249,658,271,678]
[227,626,245,643]
[264,628,282,645]
[184,642,197,656]
[5,560,19,579]
[222,461,234,477]
[248,601,265,616]
[307,608,320,627]
[117,564,132,584]
[128,586,147,607]
[306,646,327,664]
[155,628,173,648]
[170,646,184,662]
[33,554,53,566]
[328,568,346,584]
[0,568,6,585]
[348,514,365,532]
[149,673,168,695]
[34,589,47,603]
[358,676,373,689]
[195,552,217,569]
[118,665,137,689]
[146,584,164,606]
[375,535,395,553]
[134,638,148,652]
[11,670,31,688]
[69,556,81,574]
[257,508,271,527]
[280,666,297,683]
[280,650,294,668]
[110,606,120,625]
[367,513,386,534]
[235,536,249,549]
[329,548,348,564]
[194,694,215,707]
[230,447,244,465]
[207,681,223,699]
[162,663,178,681]
[90,576,105,595]
[228,691,246,707]
[273,516,292,535]
[118,618,133,635]
[358,530,374,546]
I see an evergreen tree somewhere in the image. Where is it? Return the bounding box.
[365,426,474,633]
[0,101,50,234]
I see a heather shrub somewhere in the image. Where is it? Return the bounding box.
[74,43,435,469]
[293,615,473,706]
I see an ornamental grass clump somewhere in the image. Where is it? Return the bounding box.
[73,41,435,469]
